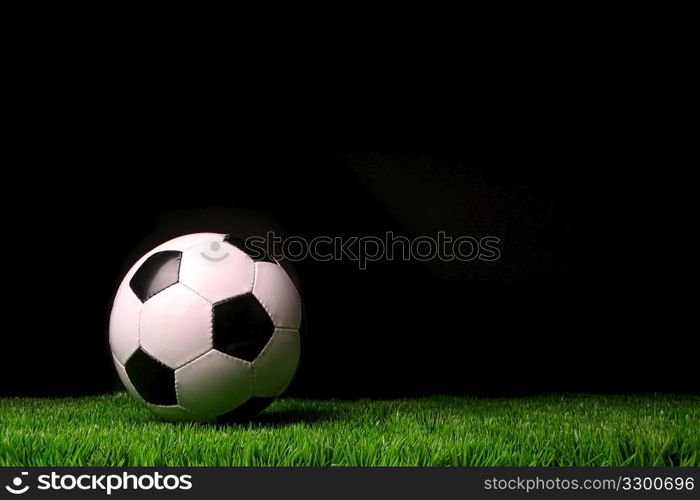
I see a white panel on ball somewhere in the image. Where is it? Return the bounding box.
[179,242,255,303]
[175,349,253,417]
[139,284,213,369]
[121,233,227,285]
[252,262,302,329]
[109,285,142,365]
[253,329,300,397]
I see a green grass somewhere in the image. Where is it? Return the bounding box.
[1,394,698,466]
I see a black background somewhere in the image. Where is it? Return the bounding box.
[1,34,693,397]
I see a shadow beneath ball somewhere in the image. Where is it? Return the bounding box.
[215,407,335,428]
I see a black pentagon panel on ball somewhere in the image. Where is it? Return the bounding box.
[225,235,276,263]
[217,397,274,424]
[212,293,274,361]
[124,348,177,405]
[129,251,182,302]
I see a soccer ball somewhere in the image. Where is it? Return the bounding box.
[109,233,301,422]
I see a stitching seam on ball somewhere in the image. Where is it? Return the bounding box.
[179,282,213,304]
